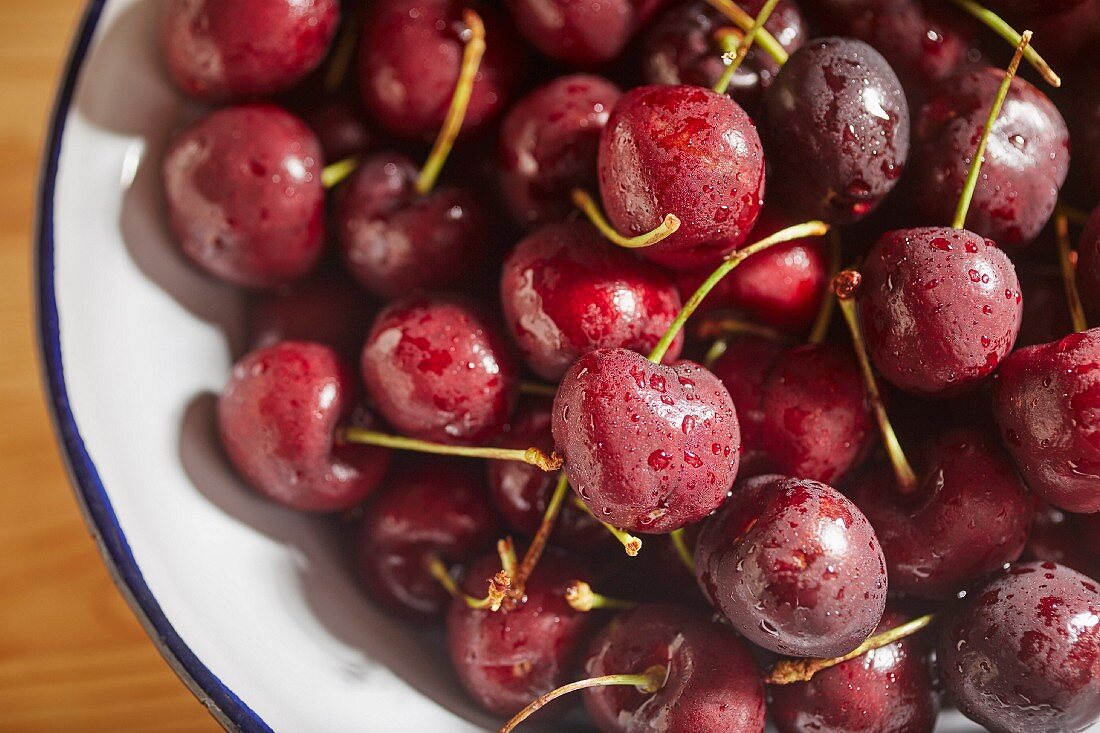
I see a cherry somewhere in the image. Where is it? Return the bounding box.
[1079,205,1100,314]
[910,67,1069,248]
[694,475,888,658]
[551,347,740,533]
[857,227,1022,397]
[985,0,1088,15]
[1020,0,1100,68]
[361,296,519,444]
[768,609,940,733]
[641,0,806,112]
[300,99,373,163]
[1016,264,1074,348]
[488,399,604,550]
[218,341,390,512]
[579,604,766,733]
[1023,501,1100,580]
[161,0,339,103]
[247,272,374,358]
[936,562,1100,733]
[499,221,683,381]
[992,329,1100,514]
[850,427,1032,599]
[355,458,500,620]
[761,37,911,225]
[498,75,622,228]
[162,104,325,289]
[503,0,664,68]
[358,0,520,140]
[446,552,595,716]
[596,84,766,271]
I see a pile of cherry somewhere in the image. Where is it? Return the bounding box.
[159,0,1100,731]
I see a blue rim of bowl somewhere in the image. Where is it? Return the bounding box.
[34,2,272,731]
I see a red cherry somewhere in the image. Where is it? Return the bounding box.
[247,272,375,359]
[503,0,662,67]
[218,342,390,512]
[1022,501,1100,579]
[300,99,373,163]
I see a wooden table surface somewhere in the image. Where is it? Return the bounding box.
[0,2,221,730]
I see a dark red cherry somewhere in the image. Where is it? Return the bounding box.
[1079,205,1100,314]
[301,99,373,163]
[1023,501,1100,580]
[356,458,499,620]
[1016,265,1074,348]
[358,0,521,140]
[641,0,806,112]
[500,222,683,381]
[851,428,1032,599]
[552,348,741,533]
[937,562,1100,733]
[583,604,766,733]
[488,399,604,550]
[1020,0,1100,67]
[360,296,518,445]
[992,329,1100,514]
[762,37,910,225]
[498,75,622,228]
[503,0,663,68]
[695,475,888,658]
[335,153,487,300]
[161,0,339,103]
[597,84,766,272]
[911,68,1069,249]
[447,552,595,716]
[858,227,1022,397]
[769,609,940,733]
[162,105,325,289]
[248,272,374,358]
[218,342,390,512]
[985,0,1087,15]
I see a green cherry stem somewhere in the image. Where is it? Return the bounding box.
[948,1,1058,87]
[808,229,843,344]
[519,381,558,398]
[713,0,781,95]
[339,427,563,471]
[670,528,696,572]
[571,495,643,556]
[564,580,638,612]
[572,188,681,249]
[1054,211,1090,333]
[321,155,360,189]
[414,9,486,196]
[704,0,788,65]
[509,473,569,598]
[833,271,918,494]
[952,30,1031,230]
[425,554,500,610]
[766,614,935,684]
[647,220,830,364]
[322,3,364,93]
[499,665,667,733]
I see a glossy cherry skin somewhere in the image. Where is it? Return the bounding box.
[1023,501,1100,579]
[487,398,604,550]
[992,329,1100,514]
[762,37,910,225]
[301,99,372,163]
[447,552,595,716]
[161,0,339,103]
[503,0,664,68]
[709,335,788,476]
[356,458,499,620]
[162,105,325,289]
[641,0,806,113]
[583,604,766,733]
[358,0,521,140]
[769,609,940,733]
[218,342,391,512]
[858,227,1022,397]
[1079,205,1100,314]
[851,428,1032,599]
[498,75,621,228]
[552,348,741,533]
[335,153,487,300]
[248,272,374,358]
[695,475,887,658]
[360,296,518,444]
[937,562,1100,733]
[500,222,683,381]
[597,84,766,272]
[911,69,1069,249]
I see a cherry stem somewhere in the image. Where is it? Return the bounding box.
[704,0,788,65]
[766,614,935,685]
[952,30,1031,230]
[424,554,496,610]
[510,474,569,598]
[339,427,563,471]
[415,9,486,196]
[572,188,681,249]
[498,665,667,733]
[648,221,830,364]
[519,381,558,398]
[713,0,781,95]
[698,316,786,368]
[670,528,696,572]
[323,3,364,93]
[948,1,1058,87]
[564,580,637,612]
[1057,202,1090,227]
[571,496,643,556]
[321,155,359,189]
[833,271,918,494]
[808,230,842,344]
[1055,211,1089,333]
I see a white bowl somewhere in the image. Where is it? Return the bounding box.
[35,2,1085,732]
